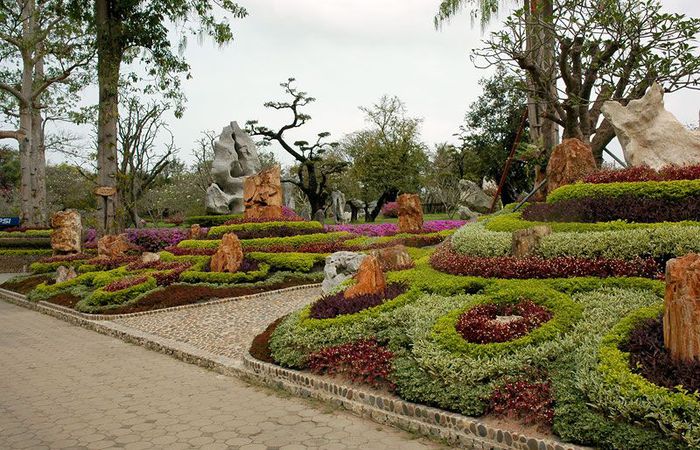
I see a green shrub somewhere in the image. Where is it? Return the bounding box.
[450,223,511,257]
[0,229,51,237]
[177,231,352,250]
[0,238,51,249]
[184,214,241,226]
[178,263,270,284]
[208,221,323,238]
[247,252,326,272]
[547,179,700,203]
[0,248,53,256]
[80,276,157,309]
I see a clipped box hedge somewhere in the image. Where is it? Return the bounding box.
[177,231,353,251]
[208,221,323,238]
[246,252,326,273]
[184,214,242,227]
[178,263,270,284]
[84,276,157,307]
[547,179,700,204]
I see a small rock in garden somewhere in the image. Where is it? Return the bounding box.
[602,83,700,169]
[458,205,480,221]
[210,233,244,273]
[511,225,552,258]
[546,138,597,194]
[50,209,82,255]
[322,251,367,294]
[244,166,283,220]
[189,224,203,240]
[97,233,130,259]
[344,255,386,299]
[55,265,77,284]
[664,253,700,362]
[313,209,326,224]
[141,252,161,264]
[397,193,423,234]
[370,245,413,271]
[493,315,523,325]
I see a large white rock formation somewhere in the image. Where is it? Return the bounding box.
[602,83,700,169]
[205,122,261,214]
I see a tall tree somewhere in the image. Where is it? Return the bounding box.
[67,0,247,234]
[476,0,700,163]
[246,78,348,216]
[343,96,428,222]
[0,0,93,226]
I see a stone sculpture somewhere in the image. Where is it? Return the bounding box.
[545,138,597,194]
[322,251,367,294]
[243,166,283,220]
[210,233,244,273]
[205,121,261,214]
[369,245,413,271]
[459,180,496,214]
[97,234,130,259]
[330,190,346,224]
[344,255,386,299]
[397,193,423,234]
[602,83,700,169]
[50,209,82,255]
[664,253,700,362]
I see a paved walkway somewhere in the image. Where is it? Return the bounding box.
[113,286,322,360]
[0,300,442,450]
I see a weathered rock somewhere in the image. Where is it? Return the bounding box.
[55,265,77,284]
[369,245,413,271]
[322,252,367,294]
[344,255,386,299]
[511,226,552,258]
[546,138,597,194]
[602,83,700,170]
[205,121,261,214]
[243,166,283,220]
[458,206,480,221]
[397,193,423,234]
[189,224,203,240]
[330,190,346,224]
[459,180,497,214]
[210,233,244,273]
[141,252,161,264]
[97,234,130,259]
[313,209,326,224]
[282,181,296,210]
[664,253,700,362]
[50,210,82,255]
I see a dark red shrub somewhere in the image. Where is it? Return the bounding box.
[163,246,217,256]
[489,377,554,428]
[126,260,193,271]
[620,316,700,394]
[103,276,149,292]
[456,300,553,344]
[86,255,139,270]
[583,163,700,184]
[522,195,700,223]
[233,226,323,239]
[38,253,92,263]
[430,244,662,279]
[307,339,395,390]
[309,283,408,319]
[249,316,286,363]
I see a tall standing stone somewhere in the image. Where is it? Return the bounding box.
[664,254,700,362]
[50,210,82,255]
[397,193,423,234]
[344,255,386,299]
[243,166,283,220]
[210,233,244,273]
[546,138,597,195]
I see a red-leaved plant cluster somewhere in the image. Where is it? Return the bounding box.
[152,265,190,287]
[38,253,92,263]
[223,206,304,224]
[583,163,700,184]
[307,339,395,390]
[309,283,408,319]
[102,276,149,292]
[126,260,193,271]
[430,244,662,279]
[86,255,139,270]
[163,246,217,256]
[489,377,555,428]
[456,300,553,344]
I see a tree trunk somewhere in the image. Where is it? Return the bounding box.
[95,0,122,235]
[367,189,397,222]
[18,0,36,227]
[31,41,48,227]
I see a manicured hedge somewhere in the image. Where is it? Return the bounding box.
[184,214,241,226]
[208,221,324,238]
[0,248,52,256]
[85,276,157,307]
[547,179,700,204]
[0,237,51,249]
[246,252,326,273]
[584,164,700,184]
[178,263,270,284]
[177,232,353,251]
[0,229,51,237]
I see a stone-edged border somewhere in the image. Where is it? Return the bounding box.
[241,355,587,450]
[1,283,322,321]
[0,287,589,450]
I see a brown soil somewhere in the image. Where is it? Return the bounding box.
[249,315,287,363]
[1,274,51,294]
[45,292,81,309]
[95,279,317,315]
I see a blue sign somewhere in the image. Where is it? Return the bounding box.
[0,217,20,227]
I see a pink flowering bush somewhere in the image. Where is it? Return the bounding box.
[125,228,190,252]
[381,202,399,217]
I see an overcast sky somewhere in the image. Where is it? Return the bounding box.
[49,0,700,167]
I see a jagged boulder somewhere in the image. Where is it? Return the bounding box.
[322,252,366,294]
[397,193,423,234]
[205,121,261,214]
[210,233,244,273]
[243,166,283,220]
[664,253,700,362]
[50,210,82,255]
[344,255,386,299]
[602,83,700,169]
[546,138,597,194]
[97,234,130,259]
[459,180,497,214]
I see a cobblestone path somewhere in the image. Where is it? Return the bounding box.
[0,300,442,449]
[112,286,322,360]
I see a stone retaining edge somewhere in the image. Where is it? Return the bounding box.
[0,287,589,450]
